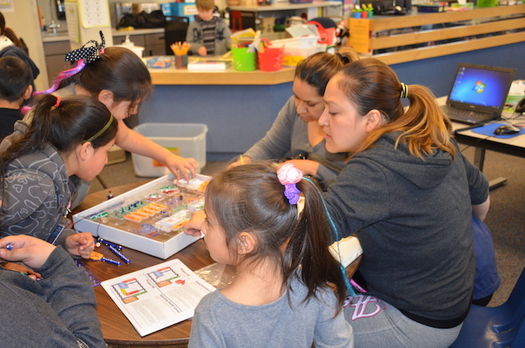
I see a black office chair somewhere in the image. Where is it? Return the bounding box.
[164,16,190,55]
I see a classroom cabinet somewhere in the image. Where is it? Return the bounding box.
[113,32,166,57]
[43,40,71,89]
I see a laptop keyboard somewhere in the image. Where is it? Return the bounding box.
[441,105,496,124]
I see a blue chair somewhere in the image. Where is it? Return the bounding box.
[449,267,525,348]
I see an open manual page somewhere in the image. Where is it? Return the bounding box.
[100,259,216,337]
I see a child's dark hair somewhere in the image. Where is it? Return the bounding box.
[0,56,31,102]
[205,163,347,311]
[1,94,117,164]
[295,46,359,97]
[61,47,152,114]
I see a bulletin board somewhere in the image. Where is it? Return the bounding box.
[78,0,110,28]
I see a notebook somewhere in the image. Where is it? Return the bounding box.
[441,63,516,125]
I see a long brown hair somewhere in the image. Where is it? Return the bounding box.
[205,163,347,312]
[336,58,455,160]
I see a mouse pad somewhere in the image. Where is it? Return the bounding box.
[471,123,525,139]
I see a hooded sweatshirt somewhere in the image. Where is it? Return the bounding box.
[324,132,489,327]
[0,144,75,247]
[0,246,105,347]
[186,16,232,56]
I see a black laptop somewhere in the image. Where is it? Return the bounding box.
[441,63,516,125]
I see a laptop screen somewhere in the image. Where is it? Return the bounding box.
[448,64,515,110]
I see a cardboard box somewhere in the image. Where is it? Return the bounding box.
[160,2,197,17]
[132,123,208,177]
[132,3,160,13]
[73,174,210,259]
[107,145,126,165]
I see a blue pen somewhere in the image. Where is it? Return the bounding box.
[6,243,13,250]
[98,238,123,250]
[101,257,121,266]
[108,245,131,264]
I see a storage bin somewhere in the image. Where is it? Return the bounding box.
[281,44,327,66]
[132,123,208,177]
[232,47,257,71]
[162,3,197,19]
[258,46,284,71]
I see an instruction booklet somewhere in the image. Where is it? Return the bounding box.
[101,259,216,336]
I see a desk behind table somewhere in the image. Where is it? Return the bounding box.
[73,182,362,346]
[435,96,525,189]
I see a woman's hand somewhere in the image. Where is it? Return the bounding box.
[165,154,198,181]
[227,156,252,169]
[183,210,206,237]
[0,235,56,269]
[65,232,95,259]
[279,159,320,177]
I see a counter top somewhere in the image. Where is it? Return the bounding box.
[41,31,70,43]
[149,65,295,85]
[42,28,164,43]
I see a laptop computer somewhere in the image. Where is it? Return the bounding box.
[441,63,516,125]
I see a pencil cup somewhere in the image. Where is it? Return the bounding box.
[175,54,188,69]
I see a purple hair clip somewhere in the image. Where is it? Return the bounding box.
[277,163,304,205]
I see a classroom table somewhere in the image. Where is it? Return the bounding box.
[73,182,362,346]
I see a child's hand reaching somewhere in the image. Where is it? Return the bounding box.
[65,232,95,259]
[198,46,207,56]
[184,210,206,237]
[165,154,198,181]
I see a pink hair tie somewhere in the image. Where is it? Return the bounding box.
[277,163,303,205]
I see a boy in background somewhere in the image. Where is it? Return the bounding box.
[0,56,32,141]
[186,0,232,56]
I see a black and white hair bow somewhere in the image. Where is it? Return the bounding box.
[65,30,105,63]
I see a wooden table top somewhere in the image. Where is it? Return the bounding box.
[73,182,361,346]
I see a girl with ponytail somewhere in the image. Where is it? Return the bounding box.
[0,94,117,258]
[184,162,353,348]
[319,58,490,347]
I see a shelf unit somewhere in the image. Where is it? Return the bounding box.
[347,4,525,65]
[228,1,343,31]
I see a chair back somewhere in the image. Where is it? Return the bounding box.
[493,268,525,334]
[449,268,525,348]
[164,16,190,56]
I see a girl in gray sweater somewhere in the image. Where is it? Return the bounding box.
[1,94,118,258]
[184,163,354,348]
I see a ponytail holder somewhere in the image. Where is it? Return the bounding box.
[52,96,61,109]
[277,163,303,205]
[400,82,409,99]
[336,52,350,65]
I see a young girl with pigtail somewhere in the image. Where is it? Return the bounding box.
[0,94,118,259]
[184,162,354,348]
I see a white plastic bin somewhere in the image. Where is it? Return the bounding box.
[132,123,208,177]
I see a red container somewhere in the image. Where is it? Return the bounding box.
[258,47,284,72]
